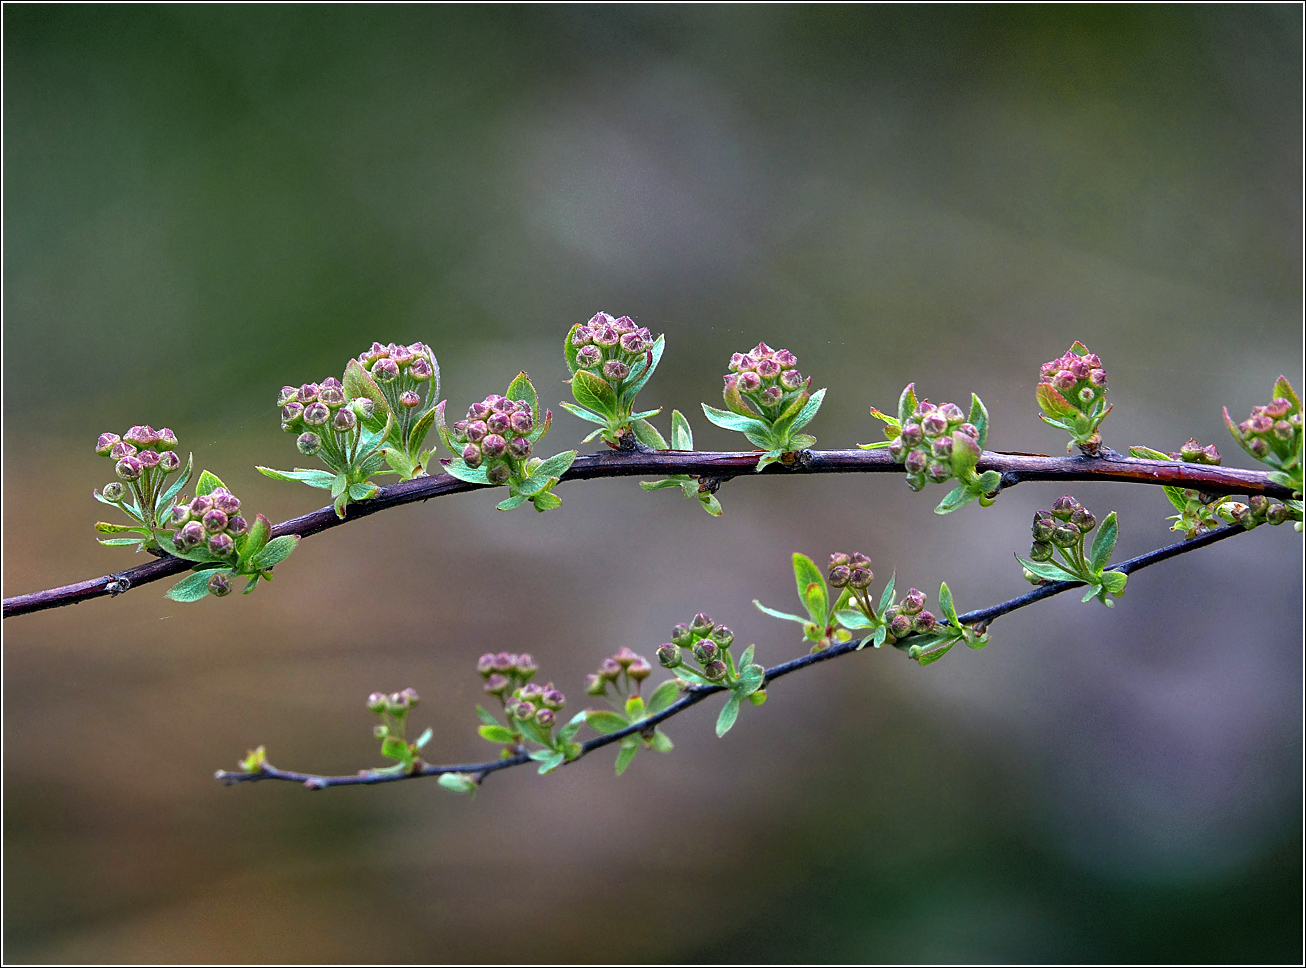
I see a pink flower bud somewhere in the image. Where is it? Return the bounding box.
[158,451,181,472]
[373,359,400,383]
[136,450,160,468]
[399,390,421,409]
[302,402,330,426]
[603,360,630,382]
[202,509,229,533]
[208,533,235,557]
[115,456,143,481]
[461,443,483,467]
[486,463,510,484]
[110,441,138,460]
[96,432,122,456]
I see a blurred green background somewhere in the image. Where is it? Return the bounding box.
[4,5,1302,963]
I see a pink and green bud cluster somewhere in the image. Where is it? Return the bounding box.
[168,486,249,558]
[827,552,873,590]
[478,651,539,700]
[506,680,566,729]
[724,343,809,417]
[1036,341,1111,453]
[887,398,980,492]
[880,588,938,643]
[585,647,653,696]
[449,394,537,482]
[94,424,185,527]
[568,312,656,389]
[657,613,736,684]
[1224,377,1302,480]
[1170,439,1222,465]
[277,377,372,470]
[351,341,442,475]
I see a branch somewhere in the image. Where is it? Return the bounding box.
[213,524,1253,790]
[3,449,1287,619]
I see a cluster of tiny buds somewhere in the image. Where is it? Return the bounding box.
[168,487,248,558]
[828,552,873,589]
[355,341,436,386]
[570,312,655,383]
[450,395,536,478]
[881,588,937,641]
[1170,439,1221,465]
[367,687,421,717]
[887,399,979,489]
[1030,495,1096,560]
[1231,396,1302,460]
[724,342,808,410]
[505,681,567,729]
[657,613,734,682]
[478,651,538,699]
[96,426,182,482]
[278,377,375,456]
[1039,347,1107,409]
[585,647,654,696]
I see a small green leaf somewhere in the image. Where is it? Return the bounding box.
[558,400,609,426]
[738,644,755,667]
[716,694,743,737]
[625,695,646,721]
[632,418,668,449]
[97,536,146,547]
[1129,445,1172,461]
[94,521,148,534]
[195,470,226,497]
[164,570,216,602]
[916,639,957,665]
[330,473,349,498]
[645,679,681,716]
[754,449,786,472]
[1038,383,1080,419]
[505,371,538,418]
[478,724,517,744]
[968,393,990,450]
[585,710,630,734]
[753,600,809,625]
[530,489,563,511]
[784,386,826,435]
[572,369,618,418]
[347,482,378,501]
[671,409,693,451]
[442,459,491,485]
[533,450,577,479]
[237,514,272,570]
[620,333,665,404]
[414,728,433,749]
[792,552,824,606]
[1100,570,1128,594]
[250,535,298,570]
[157,453,194,509]
[650,730,674,752]
[736,664,765,697]
[438,772,478,796]
[614,743,638,776]
[803,581,828,625]
[1088,510,1119,573]
[878,571,897,615]
[475,705,501,728]
[833,608,874,629]
[1015,556,1080,583]
[344,359,394,425]
[557,711,588,744]
[701,404,769,436]
[497,492,530,511]
[897,383,918,427]
[938,581,960,627]
[699,493,723,516]
[934,483,981,515]
[1082,584,1102,603]
[380,734,412,763]
[535,750,566,775]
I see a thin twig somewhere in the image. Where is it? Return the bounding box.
[3,449,1287,618]
[213,524,1255,790]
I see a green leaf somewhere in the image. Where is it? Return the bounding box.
[475,705,501,728]
[968,393,990,450]
[640,478,684,491]
[803,581,828,625]
[614,743,638,776]
[625,695,646,722]
[531,749,566,774]
[897,383,918,426]
[438,773,478,796]
[736,664,765,697]
[236,513,272,570]
[1100,570,1128,594]
[650,730,674,753]
[753,600,809,625]
[531,490,563,511]
[938,581,960,627]
[621,333,665,404]
[1015,556,1080,583]
[257,466,337,488]
[347,482,378,501]
[557,711,588,744]
[94,521,148,534]
[250,535,298,570]
[833,608,875,629]
[723,381,756,418]
[497,492,529,511]
[879,571,897,615]
[1081,584,1103,603]
[716,694,743,737]
[934,483,981,515]
[792,553,825,609]
[1129,445,1172,461]
[783,386,826,436]
[563,323,585,374]
[701,404,769,437]
[343,359,394,426]
[157,453,194,509]
[571,369,618,419]
[97,536,146,547]
[558,400,609,427]
[916,639,956,666]
[1160,485,1189,512]
[478,724,517,744]
[700,493,723,516]
[443,459,491,485]
[195,470,226,497]
[505,371,538,418]
[533,450,577,479]
[164,570,217,602]
[671,409,693,451]
[631,418,668,449]
[1272,375,1301,413]
[1088,511,1119,573]
[1038,383,1080,419]
[738,644,755,667]
[646,680,681,716]
[585,710,630,735]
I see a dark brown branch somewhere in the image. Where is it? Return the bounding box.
[213,524,1255,790]
[4,448,1288,618]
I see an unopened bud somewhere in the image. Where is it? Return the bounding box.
[367,692,387,713]
[136,450,160,469]
[1030,541,1054,562]
[515,653,537,679]
[508,436,532,459]
[332,408,357,432]
[900,588,926,615]
[95,433,121,456]
[614,647,638,668]
[1266,503,1289,526]
[1032,511,1055,541]
[373,359,400,382]
[535,708,556,728]
[657,644,681,667]
[603,360,630,382]
[703,660,727,682]
[483,674,510,696]
[691,613,714,634]
[519,683,544,703]
[110,441,137,460]
[101,482,126,502]
[491,652,515,673]
[598,658,622,681]
[585,674,606,696]
[849,567,873,589]
[476,653,496,677]
[1070,507,1096,533]
[1051,496,1078,520]
[889,614,914,639]
[710,626,734,648]
[297,432,321,456]
[486,463,510,485]
[627,657,652,681]
[207,572,233,597]
[302,402,330,426]
[1051,524,1079,548]
[671,623,693,647]
[158,450,181,472]
[208,532,235,557]
[512,700,536,720]
[115,456,143,481]
[828,565,851,587]
[692,640,718,664]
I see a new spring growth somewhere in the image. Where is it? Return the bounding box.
[345,341,442,480]
[1224,376,1304,505]
[158,471,300,602]
[654,613,766,737]
[562,312,667,448]
[93,425,192,553]
[475,653,585,774]
[582,646,679,774]
[702,343,827,471]
[259,376,392,518]
[865,384,999,513]
[1037,341,1111,454]
[437,371,576,512]
[639,409,724,516]
[1017,496,1127,606]
[367,688,433,775]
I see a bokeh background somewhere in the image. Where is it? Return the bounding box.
[4,5,1302,963]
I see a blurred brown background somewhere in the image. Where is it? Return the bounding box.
[4,5,1302,963]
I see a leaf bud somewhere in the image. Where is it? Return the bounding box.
[484,674,510,696]
[1051,495,1079,520]
[101,482,126,503]
[486,463,510,485]
[671,624,693,647]
[115,456,143,481]
[207,572,233,597]
[913,611,937,633]
[1070,507,1096,533]
[367,692,388,713]
[373,359,401,383]
[110,441,138,460]
[849,567,873,589]
[627,657,652,682]
[703,660,727,682]
[508,436,532,460]
[535,708,556,728]
[657,644,681,668]
[1030,541,1054,562]
[598,658,622,681]
[208,532,235,557]
[482,435,507,459]
[585,674,606,696]
[900,588,926,615]
[690,613,715,634]
[96,433,121,456]
[692,640,718,664]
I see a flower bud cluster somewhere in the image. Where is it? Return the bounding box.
[1227,393,1302,466]
[827,552,873,590]
[585,646,654,697]
[355,341,437,387]
[167,486,249,558]
[449,394,537,482]
[724,343,809,416]
[1029,495,1096,561]
[1170,439,1221,465]
[367,687,421,743]
[569,312,655,388]
[657,613,735,683]
[880,588,938,642]
[1040,346,1107,412]
[478,651,539,704]
[95,425,184,522]
[886,398,979,491]
[278,377,372,466]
